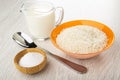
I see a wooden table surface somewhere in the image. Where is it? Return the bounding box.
[0,0,120,80]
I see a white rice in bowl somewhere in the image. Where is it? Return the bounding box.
[56,25,108,54]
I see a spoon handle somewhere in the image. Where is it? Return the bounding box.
[51,53,87,73]
[42,48,87,73]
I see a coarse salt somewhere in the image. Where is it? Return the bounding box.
[19,52,44,67]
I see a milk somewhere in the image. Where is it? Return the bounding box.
[23,3,55,39]
[22,1,64,39]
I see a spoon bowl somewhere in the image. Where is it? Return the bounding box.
[13,32,37,48]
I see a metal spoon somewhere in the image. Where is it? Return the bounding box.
[12,32,87,73]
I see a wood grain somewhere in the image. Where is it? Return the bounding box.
[0,0,120,80]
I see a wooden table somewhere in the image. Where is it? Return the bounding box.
[0,0,120,80]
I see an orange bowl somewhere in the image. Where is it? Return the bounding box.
[50,20,115,59]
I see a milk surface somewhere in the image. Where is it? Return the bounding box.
[24,3,55,39]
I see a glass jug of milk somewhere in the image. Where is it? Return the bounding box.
[21,1,64,40]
